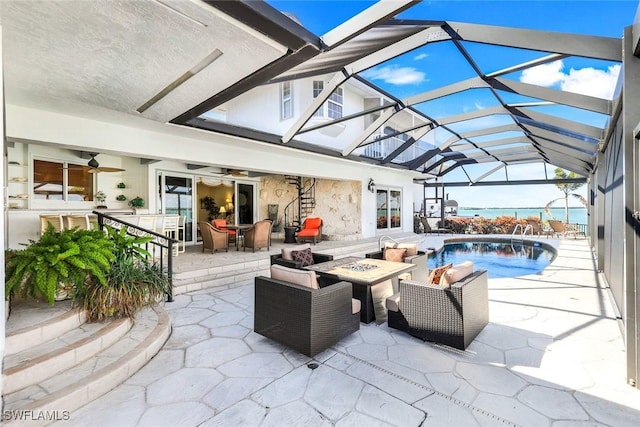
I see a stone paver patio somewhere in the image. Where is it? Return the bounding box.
[55,238,640,426]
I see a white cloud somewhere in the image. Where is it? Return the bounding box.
[561,65,620,99]
[414,53,428,61]
[519,60,620,99]
[520,60,565,86]
[361,65,426,85]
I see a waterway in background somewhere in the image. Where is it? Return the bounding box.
[457,207,588,225]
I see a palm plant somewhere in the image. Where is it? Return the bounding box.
[545,168,587,224]
[5,226,115,305]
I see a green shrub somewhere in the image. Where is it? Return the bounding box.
[5,226,115,305]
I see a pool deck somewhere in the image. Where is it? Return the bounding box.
[53,234,640,426]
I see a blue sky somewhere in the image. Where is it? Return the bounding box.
[267,1,638,208]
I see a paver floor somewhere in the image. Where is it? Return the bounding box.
[55,238,640,426]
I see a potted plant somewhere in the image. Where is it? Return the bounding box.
[200,196,219,221]
[95,191,107,208]
[4,226,115,305]
[83,226,169,321]
[128,196,145,208]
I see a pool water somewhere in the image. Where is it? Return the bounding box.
[427,241,555,278]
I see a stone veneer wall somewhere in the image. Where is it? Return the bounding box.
[259,176,362,241]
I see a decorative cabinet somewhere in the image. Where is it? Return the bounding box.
[7,163,29,209]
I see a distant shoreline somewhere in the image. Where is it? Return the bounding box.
[460,207,586,210]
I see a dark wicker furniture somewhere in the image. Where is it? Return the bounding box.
[305,256,416,324]
[270,252,334,269]
[254,275,360,357]
[365,248,429,289]
[387,270,489,350]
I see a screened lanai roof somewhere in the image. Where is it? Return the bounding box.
[179,0,622,185]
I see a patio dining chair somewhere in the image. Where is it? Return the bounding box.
[40,214,65,234]
[420,216,452,235]
[243,219,273,252]
[64,214,91,230]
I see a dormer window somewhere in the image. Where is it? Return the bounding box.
[312,80,343,119]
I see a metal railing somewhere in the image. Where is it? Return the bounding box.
[93,210,177,302]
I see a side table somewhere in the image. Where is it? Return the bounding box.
[284,226,297,244]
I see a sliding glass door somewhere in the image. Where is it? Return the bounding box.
[157,172,194,244]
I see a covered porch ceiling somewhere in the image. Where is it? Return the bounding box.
[1,0,627,185]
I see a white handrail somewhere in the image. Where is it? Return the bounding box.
[378,235,399,250]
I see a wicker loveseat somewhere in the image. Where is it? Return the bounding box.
[386,267,488,350]
[254,265,360,357]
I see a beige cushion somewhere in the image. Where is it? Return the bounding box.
[440,261,474,288]
[428,263,453,286]
[383,242,419,257]
[383,247,407,262]
[281,243,312,261]
[270,264,319,289]
[398,273,411,281]
[386,292,400,312]
[351,298,361,315]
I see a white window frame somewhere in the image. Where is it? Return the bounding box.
[280,81,293,120]
[31,157,95,204]
[312,80,343,119]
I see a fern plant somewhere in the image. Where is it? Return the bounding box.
[5,226,115,305]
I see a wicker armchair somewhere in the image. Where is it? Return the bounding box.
[365,245,428,291]
[387,270,488,350]
[270,252,334,269]
[243,220,273,252]
[254,275,360,357]
[198,221,229,253]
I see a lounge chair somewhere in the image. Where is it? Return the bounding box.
[419,216,452,235]
[296,217,323,244]
[525,219,553,238]
[548,219,585,239]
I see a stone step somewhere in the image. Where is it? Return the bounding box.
[3,306,171,425]
[170,238,403,295]
[173,265,269,295]
[3,316,132,394]
[5,305,87,356]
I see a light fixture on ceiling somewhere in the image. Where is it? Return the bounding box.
[137,48,223,113]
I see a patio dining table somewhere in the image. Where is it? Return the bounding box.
[305,256,416,324]
[225,224,253,251]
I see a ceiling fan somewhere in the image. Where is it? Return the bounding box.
[84,154,125,173]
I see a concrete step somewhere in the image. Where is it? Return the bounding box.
[3,316,131,394]
[3,306,170,426]
[5,304,87,356]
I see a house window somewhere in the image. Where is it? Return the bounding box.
[33,159,94,201]
[280,81,293,120]
[312,80,343,119]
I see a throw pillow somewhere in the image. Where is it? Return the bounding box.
[281,243,312,260]
[291,248,315,267]
[383,247,407,262]
[428,263,453,286]
[270,264,319,289]
[440,261,474,287]
[383,242,419,256]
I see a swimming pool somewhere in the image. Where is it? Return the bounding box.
[427,240,556,278]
